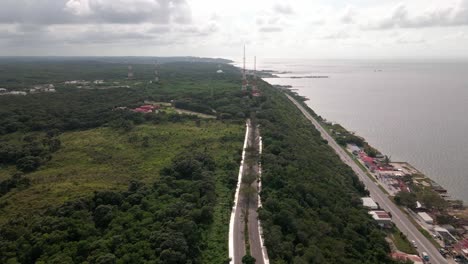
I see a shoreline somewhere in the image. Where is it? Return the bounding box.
[273,81,468,261]
[282,84,464,206]
[269,80,466,205]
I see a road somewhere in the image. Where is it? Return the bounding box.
[230,120,267,264]
[286,94,447,264]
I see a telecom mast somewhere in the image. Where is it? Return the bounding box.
[252,56,261,97]
[252,56,257,90]
[241,45,248,91]
[154,61,159,83]
[128,65,134,80]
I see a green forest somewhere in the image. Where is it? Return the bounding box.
[1,58,398,263]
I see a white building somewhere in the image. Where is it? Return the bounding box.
[0,88,7,93]
[418,212,434,224]
[8,91,27,95]
[362,197,379,210]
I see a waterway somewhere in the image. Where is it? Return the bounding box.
[259,58,468,203]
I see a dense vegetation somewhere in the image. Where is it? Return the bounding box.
[256,83,397,263]
[0,58,399,263]
[0,151,223,263]
[0,60,244,263]
[0,61,247,135]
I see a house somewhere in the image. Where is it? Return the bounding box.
[391,253,423,264]
[8,91,27,95]
[132,105,160,114]
[362,197,379,210]
[133,108,152,113]
[0,88,7,93]
[369,210,392,227]
[31,84,56,93]
[453,238,468,260]
[347,144,361,154]
[139,105,159,110]
[435,226,458,245]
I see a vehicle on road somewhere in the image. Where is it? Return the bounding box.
[421,251,430,261]
[412,240,418,248]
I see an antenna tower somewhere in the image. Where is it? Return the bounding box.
[241,45,248,91]
[154,61,159,82]
[128,65,134,80]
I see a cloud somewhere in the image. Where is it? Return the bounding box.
[320,31,351,40]
[273,3,294,15]
[259,26,283,33]
[366,0,468,29]
[0,0,192,25]
[340,7,356,24]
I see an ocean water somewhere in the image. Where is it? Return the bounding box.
[257,59,468,203]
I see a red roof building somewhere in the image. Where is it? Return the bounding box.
[133,108,152,113]
[391,252,423,264]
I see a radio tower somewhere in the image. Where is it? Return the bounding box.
[127,65,134,80]
[154,61,159,83]
[253,56,257,90]
[252,56,260,97]
[241,45,248,92]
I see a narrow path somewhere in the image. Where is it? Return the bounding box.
[286,94,447,264]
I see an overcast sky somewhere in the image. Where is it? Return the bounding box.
[1,0,468,59]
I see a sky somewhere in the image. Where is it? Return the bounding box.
[1,0,468,59]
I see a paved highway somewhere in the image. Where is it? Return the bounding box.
[230,120,267,264]
[287,94,447,264]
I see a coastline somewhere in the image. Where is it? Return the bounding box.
[281,84,465,207]
[272,80,468,262]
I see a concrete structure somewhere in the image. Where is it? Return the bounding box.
[378,170,405,178]
[362,197,379,210]
[435,226,458,245]
[418,212,434,224]
[369,210,392,227]
[347,144,361,154]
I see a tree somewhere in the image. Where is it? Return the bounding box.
[16,156,41,172]
[93,205,114,228]
[419,191,447,211]
[96,254,116,264]
[394,192,417,209]
[242,254,256,264]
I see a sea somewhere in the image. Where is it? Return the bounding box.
[252,58,468,203]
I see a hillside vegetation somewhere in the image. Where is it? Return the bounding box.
[0,59,397,264]
[255,83,397,263]
[0,61,244,263]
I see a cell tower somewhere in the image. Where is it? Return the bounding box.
[154,61,159,83]
[252,56,261,97]
[252,56,257,90]
[127,65,134,80]
[241,45,248,92]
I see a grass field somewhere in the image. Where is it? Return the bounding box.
[389,227,418,254]
[0,120,243,227]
